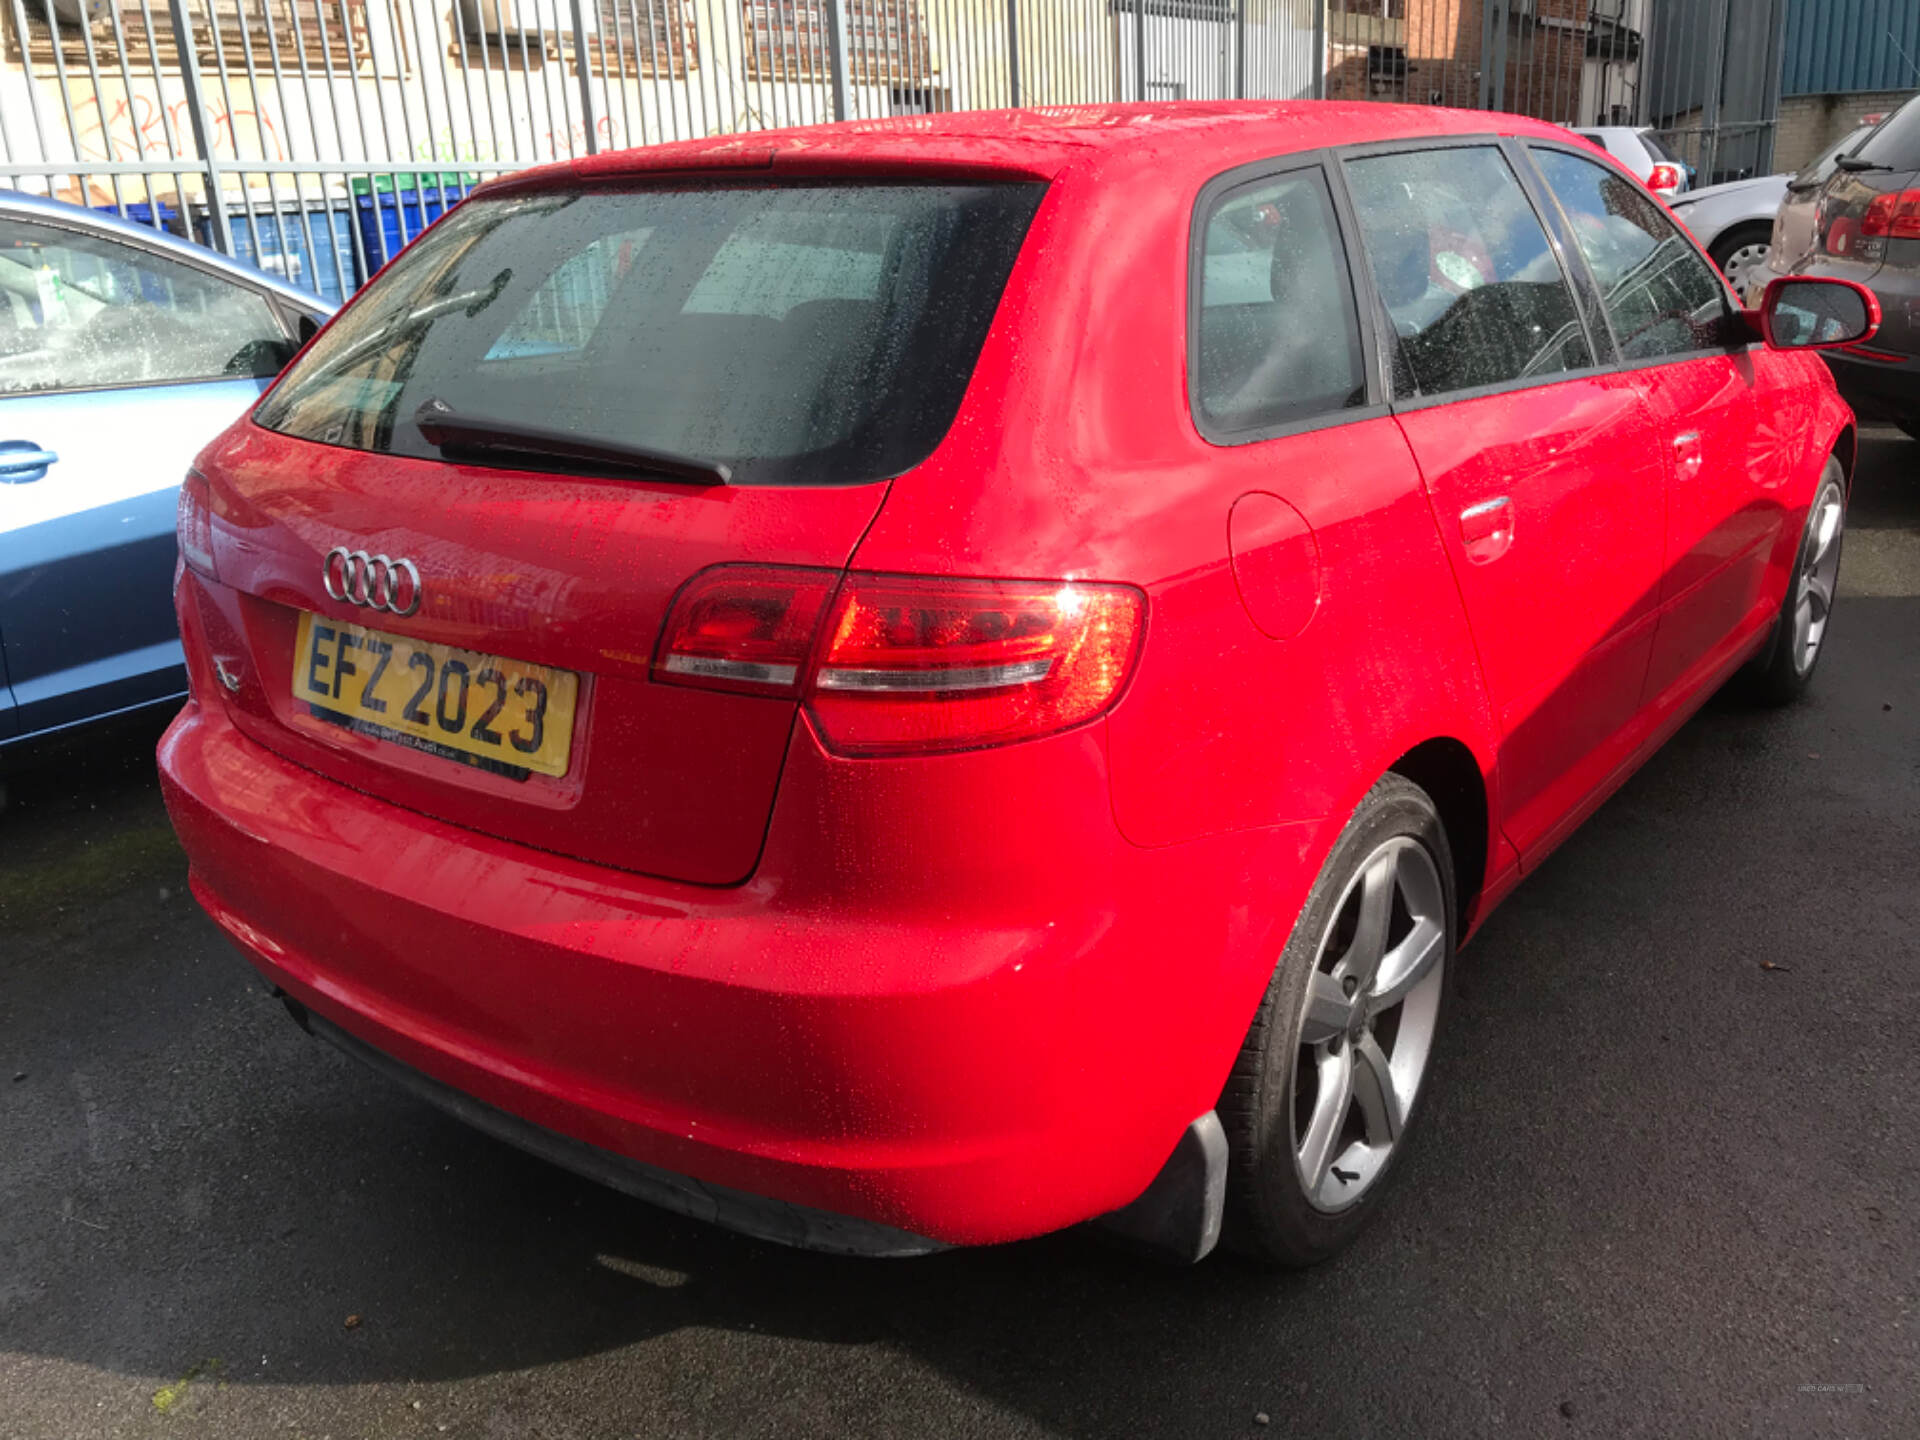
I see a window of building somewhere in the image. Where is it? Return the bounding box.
[29,0,384,73]
[571,0,699,78]
[743,0,931,84]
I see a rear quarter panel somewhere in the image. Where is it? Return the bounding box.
[851,142,1505,975]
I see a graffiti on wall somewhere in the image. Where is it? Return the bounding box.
[71,89,287,163]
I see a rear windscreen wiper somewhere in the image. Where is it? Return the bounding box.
[1834,155,1894,173]
[412,399,732,486]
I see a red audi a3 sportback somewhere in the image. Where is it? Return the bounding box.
[159,102,1874,1266]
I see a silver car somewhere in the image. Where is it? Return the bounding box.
[1570,126,1691,198]
[1667,122,1880,295]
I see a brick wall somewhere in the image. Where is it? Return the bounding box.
[1774,89,1916,173]
[1325,0,1587,120]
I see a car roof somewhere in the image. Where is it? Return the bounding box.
[483,100,1587,197]
[0,187,337,312]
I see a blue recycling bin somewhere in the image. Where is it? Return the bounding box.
[91,200,182,236]
[194,204,363,305]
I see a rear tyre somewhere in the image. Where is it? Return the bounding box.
[1744,458,1846,706]
[1220,775,1455,1267]
[1707,222,1773,296]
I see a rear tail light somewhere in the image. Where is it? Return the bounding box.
[653,566,1146,756]
[1862,188,1920,239]
[177,470,216,580]
[1647,162,1684,195]
[654,565,838,696]
[810,575,1145,756]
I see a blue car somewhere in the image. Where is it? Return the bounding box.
[0,191,334,746]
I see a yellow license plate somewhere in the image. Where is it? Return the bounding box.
[292,612,578,779]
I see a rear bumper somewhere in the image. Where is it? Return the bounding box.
[158,698,1328,1247]
[296,999,942,1256]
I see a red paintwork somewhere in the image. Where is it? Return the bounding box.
[158,102,1858,1247]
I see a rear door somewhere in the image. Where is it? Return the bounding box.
[1528,144,1785,708]
[0,213,294,736]
[1338,140,1668,861]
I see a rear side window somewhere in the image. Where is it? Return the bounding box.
[1532,148,1733,362]
[0,217,287,393]
[1342,146,1591,399]
[256,183,1044,487]
[1193,168,1367,435]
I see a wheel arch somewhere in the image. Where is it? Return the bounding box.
[1387,736,1490,937]
[1831,422,1856,493]
[1707,216,1772,262]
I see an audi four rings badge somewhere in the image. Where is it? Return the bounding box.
[323,546,423,616]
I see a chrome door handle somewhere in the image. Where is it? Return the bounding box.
[1459,496,1515,564]
[0,443,58,483]
[1672,430,1703,480]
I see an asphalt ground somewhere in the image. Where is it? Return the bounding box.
[3,426,1916,1440]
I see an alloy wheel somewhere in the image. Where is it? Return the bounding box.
[1792,481,1845,675]
[1719,240,1770,294]
[1291,835,1447,1212]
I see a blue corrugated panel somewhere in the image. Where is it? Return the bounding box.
[1784,0,1920,95]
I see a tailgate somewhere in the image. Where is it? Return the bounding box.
[199,421,886,884]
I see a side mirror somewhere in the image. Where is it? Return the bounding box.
[1752,276,1880,350]
[225,337,301,378]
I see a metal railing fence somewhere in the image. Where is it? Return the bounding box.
[0,0,1322,299]
[0,0,1788,304]
[1326,0,1785,187]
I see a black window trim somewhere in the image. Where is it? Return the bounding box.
[1182,130,1772,442]
[0,204,304,400]
[1328,133,1615,418]
[1515,137,1758,378]
[1186,149,1388,448]
[1500,136,1619,369]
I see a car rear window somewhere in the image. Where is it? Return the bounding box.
[256,182,1044,486]
[1794,125,1875,186]
[1640,131,1685,168]
[1854,96,1920,171]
